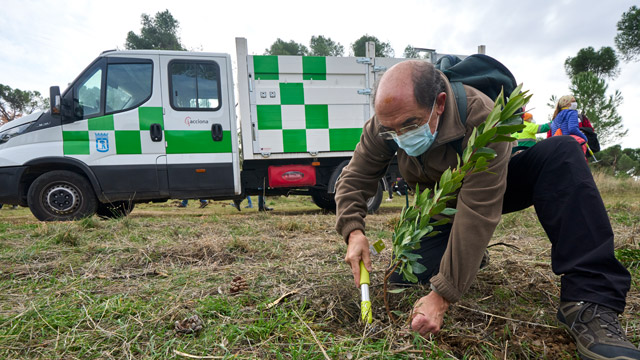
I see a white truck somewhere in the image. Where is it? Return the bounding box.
[0,38,457,221]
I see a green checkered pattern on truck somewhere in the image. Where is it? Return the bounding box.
[62,107,232,155]
[253,56,364,153]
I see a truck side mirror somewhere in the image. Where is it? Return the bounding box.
[50,86,61,115]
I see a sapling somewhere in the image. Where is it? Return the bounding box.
[382,85,531,322]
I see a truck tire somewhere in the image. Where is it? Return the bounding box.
[365,182,384,214]
[310,181,383,214]
[27,170,98,221]
[96,201,135,219]
[310,188,336,212]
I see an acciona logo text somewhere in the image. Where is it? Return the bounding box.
[184,117,210,126]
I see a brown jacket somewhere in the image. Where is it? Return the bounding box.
[335,72,512,303]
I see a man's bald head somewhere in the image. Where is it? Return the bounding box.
[373,60,444,111]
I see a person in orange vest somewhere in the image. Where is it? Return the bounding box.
[512,112,550,150]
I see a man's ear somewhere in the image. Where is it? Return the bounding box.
[436,92,447,116]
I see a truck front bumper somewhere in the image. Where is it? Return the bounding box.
[0,166,26,205]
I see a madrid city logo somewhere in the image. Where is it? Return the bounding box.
[184,116,210,127]
[95,132,109,153]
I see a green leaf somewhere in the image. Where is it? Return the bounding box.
[400,252,422,261]
[484,106,502,129]
[403,271,419,283]
[425,230,441,237]
[473,127,498,149]
[508,83,524,100]
[470,147,497,162]
[430,218,451,226]
[441,207,457,216]
[495,124,525,135]
[475,156,488,170]
[500,99,525,122]
[387,288,408,294]
[412,262,428,274]
[492,134,518,143]
[419,214,431,229]
[498,115,524,126]
[428,202,446,217]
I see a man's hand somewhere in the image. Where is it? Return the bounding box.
[411,291,450,337]
[344,230,371,287]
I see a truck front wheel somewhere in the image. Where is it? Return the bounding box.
[27,170,98,221]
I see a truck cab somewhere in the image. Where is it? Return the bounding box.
[0,50,240,220]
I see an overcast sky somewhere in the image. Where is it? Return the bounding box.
[2,0,639,149]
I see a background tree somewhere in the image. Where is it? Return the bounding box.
[351,35,394,57]
[403,45,420,58]
[615,5,640,62]
[403,45,432,59]
[564,46,619,80]
[125,10,186,50]
[265,39,308,55]
[0,84,48,124]
[590,145,640,177]
[570,71,627,146]
[309,36,344,56]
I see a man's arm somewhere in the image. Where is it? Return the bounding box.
[335,116,395,285]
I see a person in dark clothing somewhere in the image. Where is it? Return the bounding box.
[335,60,638,360]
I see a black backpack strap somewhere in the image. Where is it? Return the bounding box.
[449,81,467,156]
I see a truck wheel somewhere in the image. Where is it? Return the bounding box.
[27,170,98,221]
[365,182,384,214]
[310,188,337,212]
[96,201,135,219]
[310,181,383,214]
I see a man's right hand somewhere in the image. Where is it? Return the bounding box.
[344,230,372,288]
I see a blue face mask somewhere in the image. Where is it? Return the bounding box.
[393,101,439,156]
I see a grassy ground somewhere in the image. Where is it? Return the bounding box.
[0,174,639,359]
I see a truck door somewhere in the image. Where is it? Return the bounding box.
[60,55,168,201]
[159,54,240,198]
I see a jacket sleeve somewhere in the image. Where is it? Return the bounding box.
[429,98,512,303]
[538,123,551,133]
[335,117,395,242]
[568,111,588,142]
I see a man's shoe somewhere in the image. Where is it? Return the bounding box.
[199,201,208,208]
[259,206,273,212]
[177,203,187,208]
[557,301,640,360]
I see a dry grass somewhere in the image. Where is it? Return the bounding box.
[0,176,638,359]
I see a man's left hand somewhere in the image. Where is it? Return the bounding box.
[410,291,450,337]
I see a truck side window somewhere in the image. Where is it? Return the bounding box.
[169,61,221,111]
[106,63,152,113]
[76,68,102,119]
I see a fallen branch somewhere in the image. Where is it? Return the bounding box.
[292,310,330,360]
[486,242,521,252]
[174,350,226,359]
[265,290,299,309]
[454,304,558,329]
